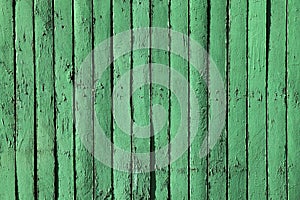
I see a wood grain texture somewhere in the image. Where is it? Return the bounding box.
[34,0,55,198]
[54,0,74,198]
[247,0,267,199]
[189,0,208,199]
[112,0,132,199]
[0,0,16,199]
[170,0,189,199]
[151,0,170,199]
[0,1,299,199]
[267,0,287,199]
[93,0,113,199]
[287,0,300,199]
[208,0,227,199]
[131,0,151,198]
[228,0,247,199]
[15,0,35,199]
[74,0,93,198]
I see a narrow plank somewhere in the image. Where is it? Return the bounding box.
[15,0,35,199]
[208,0,227,198]
[247,0,267,199]
[287,0,300,198]
[228,0,247,199]
[34,0,56,198]
[267,0,287,199]
[54,0,74,198]
[74,0,93,198]
[0,0,16,199]
[131,0,151,198]
[189,0,208,199]
[112,0,132,199]
[170,0,189,198]
[93,0,113,198]
[151,0,170,198]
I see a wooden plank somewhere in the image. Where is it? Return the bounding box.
[93,0,113,198]
[131,0,151,198]
[15,0,35,199]
[151,0,170,199]
[53,0,74,198]
[112,0,132,199]
[208,0,227,199]
[267,0,288,199]
[170,0,189,199]
[287,0,300,199]
[74,0,93,198]
[0,0,16,199]
[227,0,247,199]
[189,0,208,199]
[247,0,267,199]
[34,0,55,198]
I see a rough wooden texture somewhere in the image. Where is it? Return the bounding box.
[34,0,55,198]
[189,0,208,199]
[267,0,287,199]
[131,0,151,199]
[170,0,189,199]
[54,0,74,198]
[0,0,16,199]
[228,0,247,199]
[15,0,35,199]
[151,0,170,199]
[112,0,132,199]
[0,1,299,199]
[208,0,227,199]
[74,0,93,198]
[93,0,113,199]
[287,0,300,199]
[248,0,267,199]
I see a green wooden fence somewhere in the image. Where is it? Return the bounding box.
[0,0,299,199]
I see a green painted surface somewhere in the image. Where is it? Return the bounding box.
[268,0,287,199]
[112,0,132,199]
[54,0,74,198]
[208,0,227,199]
[74,0,93,199]
[132,0,151,199]
[170,0,189,199]
[15,0,35,199]
[248,0,267,199]
[228,0,247,199]
[151,0,170,199]
[93,0,113,199]
[189,0,208,198]
[34,0,55,198]
[0,1,299,199]
[287,0,300,199]
[0,0,15,199]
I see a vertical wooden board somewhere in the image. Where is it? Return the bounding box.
[0,0,16,199]
[247,0,267,199]
[170,0,189,199]
[287,0,300,199]
[267,0,287,199]
[34,0,55,198]
[228,0,247,199]
[93,0,113,198]
[132,0,151,198]
[54,0,74,198]
[189,0,208,199]
[208,0,227,199]
[112,0,132,199]
[74,0,93,199]
[15,0,35,199]
[151,0,170,199]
